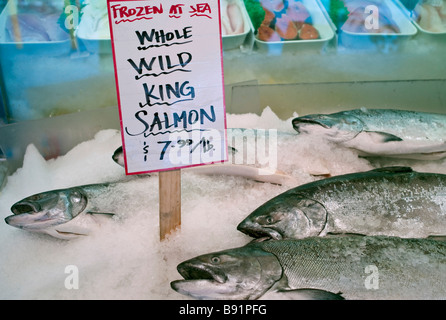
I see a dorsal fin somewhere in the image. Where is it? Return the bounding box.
[364,131,403,143]
[370,166,414,174]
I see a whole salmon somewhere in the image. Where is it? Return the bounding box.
[292,108,446,160]
[238,167,446,240]
[171,236,446,300]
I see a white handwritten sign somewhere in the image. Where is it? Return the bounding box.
[108,0,227,174]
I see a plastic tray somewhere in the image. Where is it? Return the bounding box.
[338,0,417,51]
[221,0,253,50]
[398,0,446,41]
[75,7,111,55]
[251,0,336,53]
[76,0,252,53]
[0,2,72,57]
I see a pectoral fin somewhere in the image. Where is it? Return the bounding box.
[56,230,88,236]
[363,131,403,143]
[260,289,345,300]
[346,131,446,160]
[86,212,115,216]
[85,211,116,225]
[45,228,89,240]
[343,131,404,153]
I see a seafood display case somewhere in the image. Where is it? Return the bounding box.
[0,0,445,124]
[0,0,446,301]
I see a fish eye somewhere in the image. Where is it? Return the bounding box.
[258,215,276,225]
[210,256,220,264]
[70,191,82,203]
[256,212,286,226]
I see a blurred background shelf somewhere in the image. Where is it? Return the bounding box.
[0,0,444,167]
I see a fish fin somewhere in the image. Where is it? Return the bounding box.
[363,131,403,143]
[427,235,446,241]
[421,151,446,157]
[311,173,332,178]
[86,211,116,216]
[136,174,151,178]
[326,232,366,238]
[56,230,88,236]
[250,236,273,243]
[228,146,238,154]
[261,289,345,300]
[44,229,88,240]
[370,166,414,173]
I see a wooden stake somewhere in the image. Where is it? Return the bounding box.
[159,169,181,241]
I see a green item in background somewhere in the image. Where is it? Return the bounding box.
[243,0,266,31]
[328,0,349,29]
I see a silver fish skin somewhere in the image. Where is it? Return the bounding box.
[112,128,296,167]
[237,167,446,240]
[4,183,115,239]
[292,109,446,159]
[171,236,446,300]
[112,128,302,186]
[112,146,125,167]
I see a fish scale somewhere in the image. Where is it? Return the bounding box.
[258,237,446,299]
[311,171,446,236]
[260,238,365,294]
